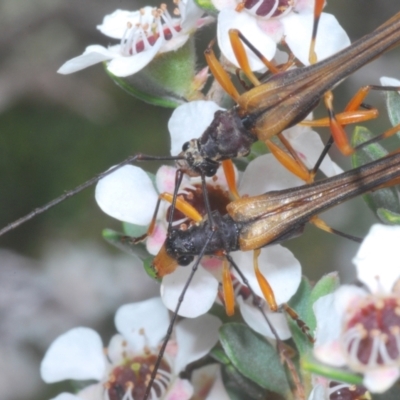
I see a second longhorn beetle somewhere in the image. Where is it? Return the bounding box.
[139,150,400,400]
[2,5,400,236]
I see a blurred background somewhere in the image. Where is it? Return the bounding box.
[0,1,399,399]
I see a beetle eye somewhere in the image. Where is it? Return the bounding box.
[177,255,193,266]
[182,142,190,152]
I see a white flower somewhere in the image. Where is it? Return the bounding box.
[313,224,400,393]
[212,0,350,70]
[58,1,212,77]
[41,297,221,400]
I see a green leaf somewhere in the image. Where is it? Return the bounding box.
[385,89,400,131]
[287,277,313,357]
[221,364,272,400]
[122,222,148,237]
[102,228,149,260]
[351,126,400,220]
[301,357,363,386]
[208,303,244,324]
[219,323,291,397]
[351,126,388,164]
[308,273,340,331]
[376,208,400,225]
[287,275,339,358]
[106,39,199,108]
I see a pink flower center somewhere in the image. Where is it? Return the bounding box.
[241,0,294,18]
[105,354,172,400]
[341,296,400,370]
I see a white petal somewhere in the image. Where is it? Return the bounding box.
[146,223,168,256]
[161,265,218,317]
[231,245,301,305]
[107,334,127,365]
[283,12,350,65]
[114,298,170,351]
[180,0,204,31]
[160,34,190,53]
[174,314,221,372]
[41,328,106,383]
[239,154,303,196]
[333,284,367,315]
[95,165,158,225]
[282,126,343,177]
[97,9,153,39]
[77,384,104,400]
[314,341,347,367]
[50,394,82,400]
[380,76,400,89]
[313,294,342,347]
[353,224,400,293]
[217,9,276,71]
[168,101,224,156]
[204,366,231,400]
[238,297,291,340]
[57,45,118,74]
[156,165,181,194]
[363,367,400,393]
[107,38,164,77]
[164,378,194,400]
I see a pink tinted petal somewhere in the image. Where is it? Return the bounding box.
[165,378,194,400]
[313,293,342,347]
[217,10,276,71]
[283,12,350,65]
[239,154,303,196]
[156,165,180,194]
[168,101,224,156]
[41,328,106,383]
[174,315,221,373]
[282,126,343,177]
[363,367,400,393]
[238,297,291,340]
[314,340,347,367]
[114,298,170,351]
[95,165,157,225]
[146,223,168,256]
[204,366,230,400]
[353,224,400,293]
[77,383,104,400]
[161,266,218,317]
[58,45,117,74]
[256,19,284,43]
[107,37,164,77]
[231,245,301,304]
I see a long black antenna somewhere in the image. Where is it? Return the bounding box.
[0,153,183,237]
